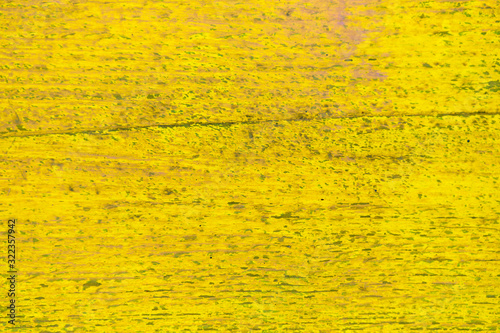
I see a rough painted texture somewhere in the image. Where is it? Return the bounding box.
[1,0,499,332]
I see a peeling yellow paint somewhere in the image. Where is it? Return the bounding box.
[1,0,499,331]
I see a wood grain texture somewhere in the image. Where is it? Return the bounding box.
[1,0,499,332]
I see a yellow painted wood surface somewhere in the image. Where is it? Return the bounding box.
[1,0,499,331]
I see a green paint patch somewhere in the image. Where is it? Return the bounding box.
[485,80,500,92]
[271,212,299,219]
[82,280,101,290]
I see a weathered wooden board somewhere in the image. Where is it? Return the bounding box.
[1,0,499,332]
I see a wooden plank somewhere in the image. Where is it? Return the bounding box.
[2,115,500,331]
[1,0,499,331]
[0,0,498,136]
